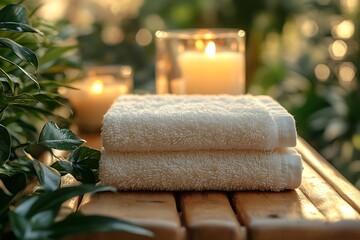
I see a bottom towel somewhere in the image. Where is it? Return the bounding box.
[99,148,303,191]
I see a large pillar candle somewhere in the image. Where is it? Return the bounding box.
[178,41,244,94]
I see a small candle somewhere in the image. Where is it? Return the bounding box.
[178,41,245,94]
[68,75,129,132]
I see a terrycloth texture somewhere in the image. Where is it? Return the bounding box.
[102,94,297,152]
[99,148,303,191]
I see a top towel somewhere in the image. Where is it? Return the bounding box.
[102,94,297,152]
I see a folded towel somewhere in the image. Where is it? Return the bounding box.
[102,95,297,152]
[99,148,303,191]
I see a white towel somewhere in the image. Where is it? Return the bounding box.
[99,148,303,191]
[102,94,297,152]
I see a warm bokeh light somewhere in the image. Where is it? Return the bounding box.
[144,14,166,31]
[205,41,216,58]
[37,0,67,21]
[91,80,104,94]
[102,25,124,45]
[121,66,133,77]
[314,64,331,81]
[96,0,143,18]
[329,40,347,60]
[341,0,359,13]
[300,19,319,37]
[332,20,355,39]
[135,28,152,46]
[338,62,356,82]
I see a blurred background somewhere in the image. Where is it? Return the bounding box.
[32,0,359,187]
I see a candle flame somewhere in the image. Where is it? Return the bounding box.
[91,80,104,94]
[205,41,216,58]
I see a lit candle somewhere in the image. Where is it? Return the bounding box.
[68,75,129,132]
[178,41,245,94]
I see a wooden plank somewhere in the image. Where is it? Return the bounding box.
[232,180,360,239]
[180,192,246,240]
[232,189,330,240]
[296,137,360,213]
[300,161,360,220]
[77,192,184,240]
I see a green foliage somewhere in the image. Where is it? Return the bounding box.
[8,185,153,240]
[0,124,11,164]
[246,1,360,188]
[0,2,154,239]
[51,146,101,183]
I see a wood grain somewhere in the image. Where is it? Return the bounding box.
[180,192,246,240]
[296,138,360,214]
[300,161,360,220]
[232,189,328,240]
[78,192,184,240]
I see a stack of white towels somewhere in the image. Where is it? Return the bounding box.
[100,94,303,191]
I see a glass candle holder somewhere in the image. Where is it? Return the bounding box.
[67,65,133,132]
[155,29,246,95]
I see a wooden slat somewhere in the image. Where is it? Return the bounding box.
[297,137,360,213]
[232,189,331,240]
[180,192,246,240]
[300,161,360,220]
[77,192,184,240]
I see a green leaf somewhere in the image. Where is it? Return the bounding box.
[38,121,85,150]
[52,160,97,184]
[32,93,71,114]
[32,159,61,191]
[34,80,78,90]
[23,143,48,160]
[0,22,43,34]
[0,188,13,218]
[15,184,116,218]
[0,171,27,195]
[0,55,39,89]
[0,172,27,217]
[0,67,15,93]
[50,147,100,184]
[0,37,38,68]
[0,172,27,195]
[30,210,56,229]
[70,146,100,169]
[1,92,39,107]
[0,4,27,23]
[8,211,29,239]
[39,45,77,67]
[0,124,11,165]
[50,161,70,176]
[51,213,154,239]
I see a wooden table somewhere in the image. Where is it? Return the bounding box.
[66,133,360,240]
